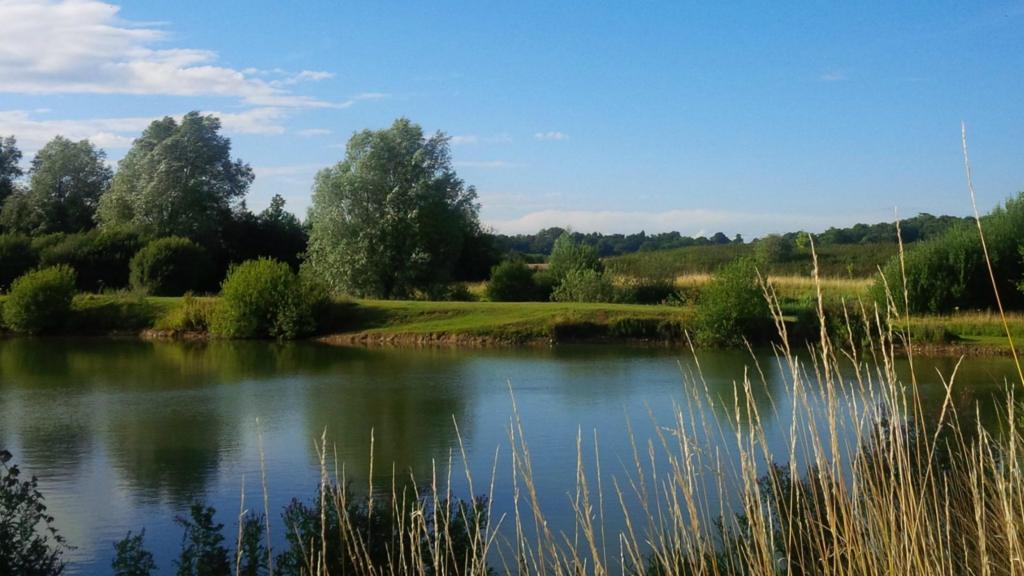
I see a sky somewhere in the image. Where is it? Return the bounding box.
[0,0,1021,238]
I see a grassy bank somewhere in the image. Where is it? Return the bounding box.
[3,292,1024,352]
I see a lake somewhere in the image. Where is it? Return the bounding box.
[0,338,1016,574]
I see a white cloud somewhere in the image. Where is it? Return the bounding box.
[450,133,513,145]
[819,70,847,82]
[484,208,838,235]
[296,128,332,137]
[0,107,289,153]
[453,160,516,169]
[534,131,569,141]
[0,0,343,108]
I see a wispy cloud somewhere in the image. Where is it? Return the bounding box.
[534,131,569,141]
[453,160,516,169]
[296,128,332,137]
[819,70,847,82]
[485,208,838,235]
[450,133,513,145]
[0,0,345,108]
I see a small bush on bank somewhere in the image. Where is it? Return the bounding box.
[551,268,616,303]
[153,293,216,332]
[0,234,38,292]
[38,228,141,292]
[210,258,320,339]
[1,265,76,334]
[614,277,678,304]
[548,232,603,284]
[695,257,771,346]
[129,236,210,296]
[487,259,538,302]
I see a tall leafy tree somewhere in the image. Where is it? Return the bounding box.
[0,135,23,208]
[307,118,481,298]
[0,136,111,234]
[97,112,254,245]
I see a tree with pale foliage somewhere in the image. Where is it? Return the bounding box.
[0,136,111,234]
[0,135,22,209]
[307,118,482,298]
[97,112,253,244]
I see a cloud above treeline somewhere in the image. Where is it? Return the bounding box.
[484,208,847,237]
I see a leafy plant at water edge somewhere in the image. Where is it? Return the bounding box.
[0,449,68,576]
[112,530,156,576]
[210,258,320,339]
[174,504,230,576]
[2,265,76,334]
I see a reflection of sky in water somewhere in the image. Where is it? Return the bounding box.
[0,339,1012,575]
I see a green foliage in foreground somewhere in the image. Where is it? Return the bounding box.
[130,236,210,296]
[0,449,68,576]
[695,258,771,346]
[210,258,322,339]
[2,265,76,334]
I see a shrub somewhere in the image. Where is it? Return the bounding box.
[548,232,603,284]
[531,270,557,301]
[39,228,141,292]
[551,268,615,303]
[694,257,770,346]
[154,293,216,332]
[129,237,210,296]
[210,258,319,339]
[0,450,68,576]
[874,192,1024,314]
[754,234,795,265]
[0,234,38,292]
[486,259,537,302]
[2,265,76,334]
[614,277,678,304]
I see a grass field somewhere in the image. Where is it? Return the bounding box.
[604,241,900,278]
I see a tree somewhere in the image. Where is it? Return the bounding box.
[97,112,254,245]
[307,118,481,298]
[0,449,68,576]
[547,232,603,284]
[0,135,23,208]
[0,136,111,234]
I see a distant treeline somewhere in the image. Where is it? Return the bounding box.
[493,213,973,258]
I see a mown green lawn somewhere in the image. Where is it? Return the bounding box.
[328,299,694,341]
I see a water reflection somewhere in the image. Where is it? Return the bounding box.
[0,338,1014,575]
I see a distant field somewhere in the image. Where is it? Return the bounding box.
[604,242,900,278]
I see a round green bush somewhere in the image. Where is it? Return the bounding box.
[210,258,317,339]
[486,259,537,302]
[130,236,210,296]
[2,265,77,334]
[0,234,39,292]
[694,258,771,346]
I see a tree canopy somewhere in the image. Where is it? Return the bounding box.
[0,136,111,234]
[96,112,254,244]
[307,118,481,298]
[0,136,22,208]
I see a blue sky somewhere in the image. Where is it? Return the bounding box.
[0,1,1021,237]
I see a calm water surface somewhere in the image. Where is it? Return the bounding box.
[0,338,1016,574]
